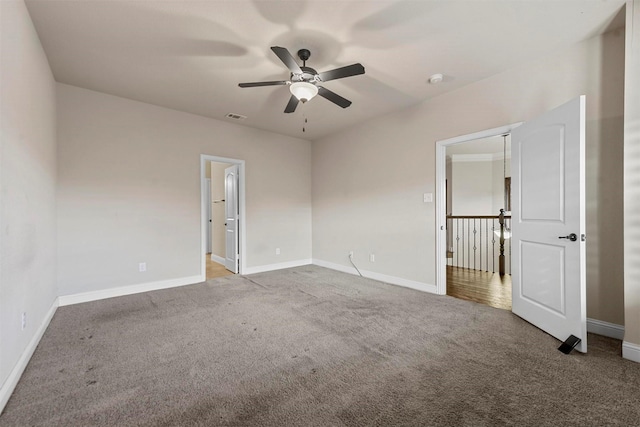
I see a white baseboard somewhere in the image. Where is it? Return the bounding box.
[210,254,225,265]
[0,298,59,413]
[312,259,438,294]
[243,259,312,275]
[586,318,625,340]
[58,275,205,306]
[623,341,640,363]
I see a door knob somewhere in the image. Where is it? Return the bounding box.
[559,233,578,242]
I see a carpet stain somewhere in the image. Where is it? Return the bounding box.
[244,277,269,289]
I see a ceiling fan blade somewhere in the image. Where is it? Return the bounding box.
[271,46,302,74]
[284,95,299,113]
[317,86,352,108]
[318,63,365,82]
[238,81,288,88]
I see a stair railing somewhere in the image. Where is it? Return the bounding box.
[446,211,511,275]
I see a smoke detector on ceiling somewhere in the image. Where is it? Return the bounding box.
[428,73,444,84]
[225,113,247,120]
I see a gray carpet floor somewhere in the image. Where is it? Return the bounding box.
[1,265,639,426]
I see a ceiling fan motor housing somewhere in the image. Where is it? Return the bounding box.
[291,67,320,84]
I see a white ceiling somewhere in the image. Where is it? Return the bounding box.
[25,0,625,141]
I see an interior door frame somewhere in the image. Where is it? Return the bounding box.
[205,178,212,254]
[435,123,522,295]
[200,154,246,276]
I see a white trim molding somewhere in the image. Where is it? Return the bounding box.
[450,153,495,162]
[623,341,640,364]
[58,275,204,306]
[313,259,437,294]
[200,155,247,276]
[435,122,523,296]
[586,318,625,340]
[243,259,312,275]
[0,299,59,413]
[450,152,511,163]
[210,254,225,265]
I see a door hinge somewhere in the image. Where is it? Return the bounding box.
[581,234,586,242]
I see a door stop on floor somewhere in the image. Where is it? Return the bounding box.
[558,335,581,354]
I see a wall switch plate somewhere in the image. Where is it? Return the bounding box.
[369,254,375,262]
[21,312,26,330]
[424,193,433,203]
[139,262,146,272]
[275,248,280,255]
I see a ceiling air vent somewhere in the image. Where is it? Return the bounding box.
[225,113,247,121]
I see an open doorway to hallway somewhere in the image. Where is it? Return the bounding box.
[444,134,512,310]
[202,155,245,280]
[206,256,234,280]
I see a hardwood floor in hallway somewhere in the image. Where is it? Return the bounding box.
[446,266,512,310]
[206,255,235,280]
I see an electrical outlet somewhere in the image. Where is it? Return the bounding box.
[370,253,375,262]
[349,251,354,258]
[139,262,146,272]
[21,312,26,330]
[275,248,280,255]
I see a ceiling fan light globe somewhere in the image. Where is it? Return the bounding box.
[290,82,318,102]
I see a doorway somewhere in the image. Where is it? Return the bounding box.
[435,124,522,304]
[437,97,588,352]
[444,134,512,309]
[201,155,245,279]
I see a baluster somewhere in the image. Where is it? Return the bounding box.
[479,219,483,271]
[499,209,506,276]
[466,218,470,270]
[456,218,460,268]
[472,219,476,270]
[462,218,466,269]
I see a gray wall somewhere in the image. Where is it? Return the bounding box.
[624,0,640,352]
[450,157,494,216]
[0,0,58,399]
[313,27,625,326]
[56,84,312,295]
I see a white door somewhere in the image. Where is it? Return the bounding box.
[511,96,587,352]
[224,165,239,273]
[205,178,212,254]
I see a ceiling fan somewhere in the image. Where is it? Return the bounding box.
[239,46,365,113]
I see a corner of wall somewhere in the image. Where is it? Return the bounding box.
[0,299,59,413]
